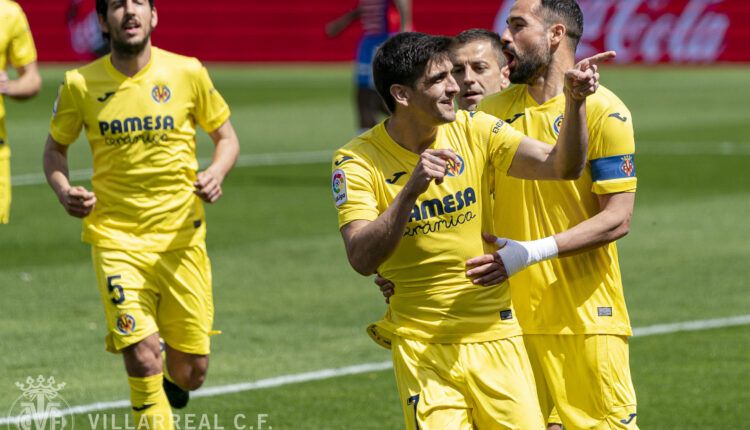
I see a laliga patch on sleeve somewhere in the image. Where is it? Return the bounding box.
[590,154,636,182]
[332,169,348,207]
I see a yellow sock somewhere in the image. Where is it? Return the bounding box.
[128,374,174,430]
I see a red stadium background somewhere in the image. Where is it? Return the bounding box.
[18,0,750,63]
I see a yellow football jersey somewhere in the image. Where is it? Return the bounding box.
[0,0,37,148]
[334,110,525,346]
[50,47,230,251]
[478,84,637,336]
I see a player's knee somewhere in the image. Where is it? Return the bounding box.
[123,341,163,377]
[173,367,206,391]
[185,370,206,391]
[170,359,208,391]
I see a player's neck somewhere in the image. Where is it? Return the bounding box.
[527,54,574,105]
[110,43,153,77]
[385,114,439,154]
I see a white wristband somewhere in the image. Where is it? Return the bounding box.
[495,236,559,277]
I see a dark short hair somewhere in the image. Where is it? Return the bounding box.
[373,32,453,113]
[535,0,584,47]
[96,0,155,17]
[454,28,505,67]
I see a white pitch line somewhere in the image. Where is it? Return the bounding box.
[10,141,750,187]
[10,150,332,187]
[1,314,748,425]
[632,314,750,337]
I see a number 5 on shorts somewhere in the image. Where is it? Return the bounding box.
[107,275,125,305]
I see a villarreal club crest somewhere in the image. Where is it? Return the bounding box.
[620,155,635,177]
[151,84,171,104]
[553,114,564,135]
[446,154,465,177]
[116,314,137,335]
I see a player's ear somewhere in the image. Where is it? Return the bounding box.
[500,65,510,90]
[549,23,565,47]
[97,13,110,38]
[151,7,158,29]
[390,84,410,108]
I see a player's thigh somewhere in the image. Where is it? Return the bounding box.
[391,336,473,430]
[91,246,160,353]
[155,243,214,356]
[593,335,638,429]
[0,148,10,224]
[538,335,638,430]
[523,335,557,422]
[464,336,545,430]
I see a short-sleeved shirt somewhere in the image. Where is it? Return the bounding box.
[360,0,390,36]
[0,0,37,146]
[478,84,637,336]
[49,47,230,251]
[333,110,525,346]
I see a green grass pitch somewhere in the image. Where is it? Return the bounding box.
[0,64,748,429]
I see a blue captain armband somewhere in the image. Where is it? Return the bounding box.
[590,154,636,182]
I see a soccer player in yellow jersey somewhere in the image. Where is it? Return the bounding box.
[0,0,42,224]
[375,28,513,298]
[450,29,510,112]
[42,1,239,428]
[464,1,640,428]
[376,26,567,430]
[333,32,611,429]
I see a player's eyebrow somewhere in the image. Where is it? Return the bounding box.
[507,16,527,25]
[426,71,450,83]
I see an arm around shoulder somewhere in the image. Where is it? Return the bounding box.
[553,191,635,256]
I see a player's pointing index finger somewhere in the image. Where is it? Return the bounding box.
[576,51,616,70]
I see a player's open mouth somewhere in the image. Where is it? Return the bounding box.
[503,50,516,68]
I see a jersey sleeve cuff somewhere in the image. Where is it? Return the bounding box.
[201,108,231,133]
[49,126,78,146]
[337,209,379,229]
[10,55,37,69]
[496,134,523,174]
[592,177,637,194]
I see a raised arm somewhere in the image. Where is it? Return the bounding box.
[393,0,413,32]
[194,120,240,204]
[325,7,361,38]
[340,149,456,275]
[507,51,616,180]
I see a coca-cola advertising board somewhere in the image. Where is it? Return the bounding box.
[495,0,748,63]
[19,0,750,63]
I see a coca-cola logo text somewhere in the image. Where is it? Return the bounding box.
[494,0,731,63]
